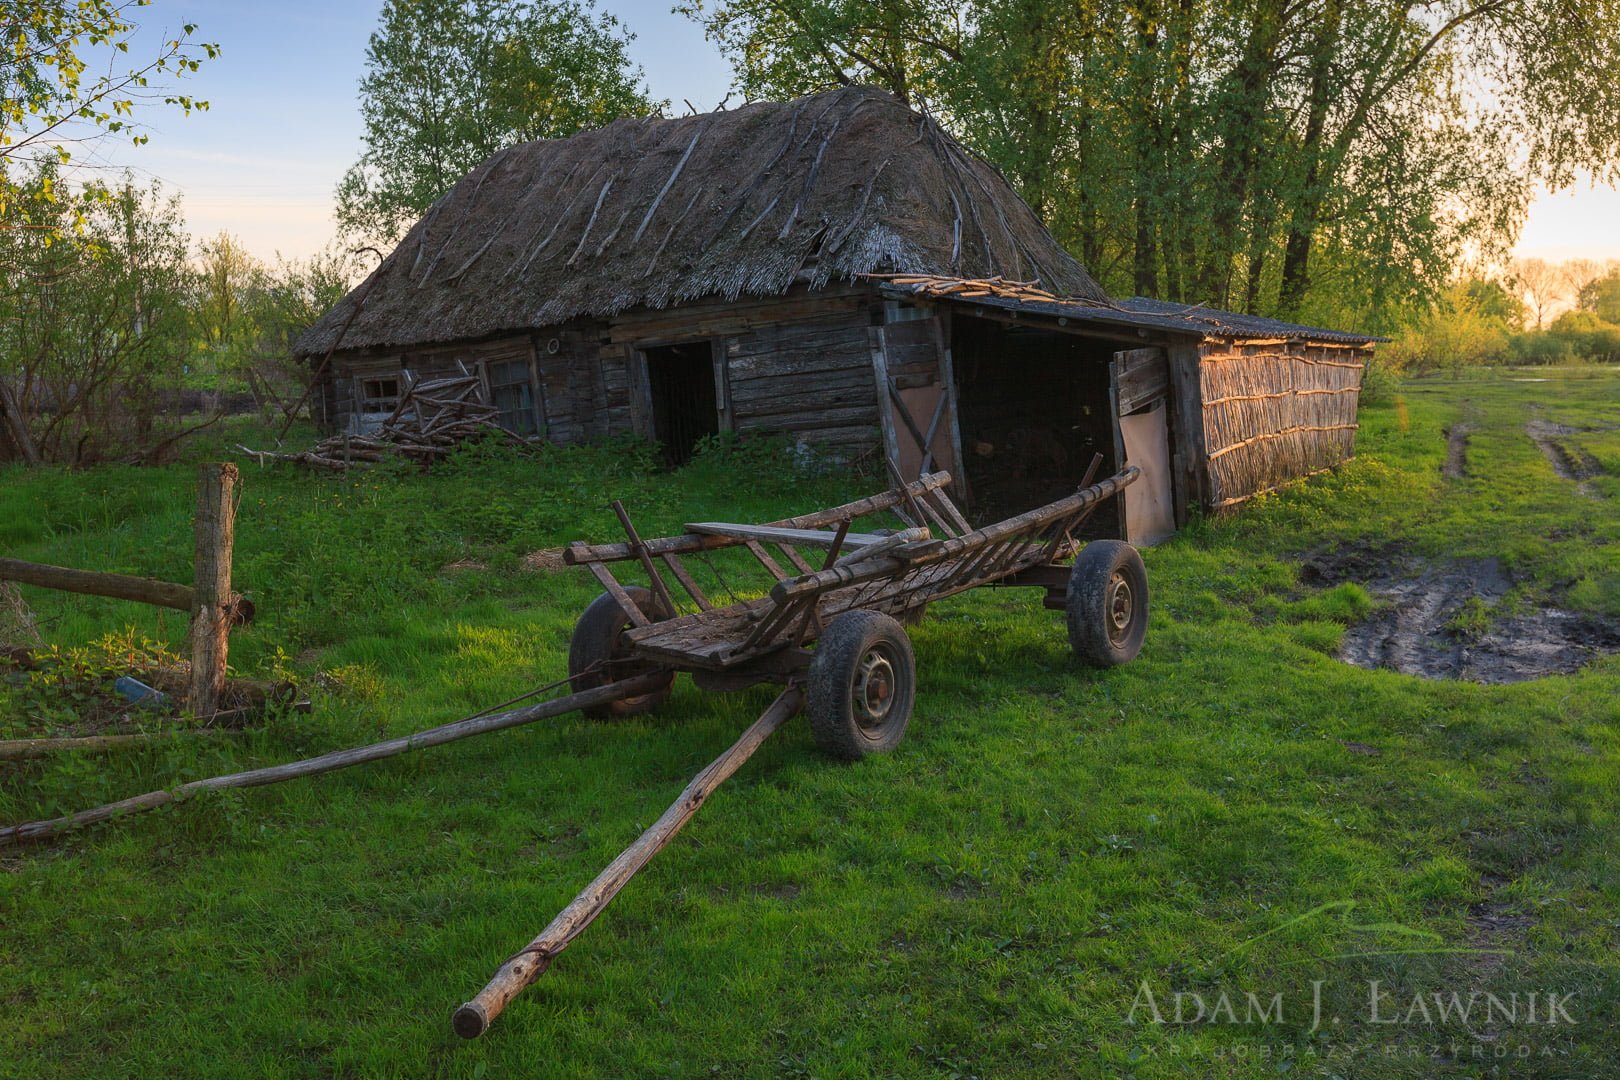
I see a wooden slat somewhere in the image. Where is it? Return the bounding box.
[565,472,954,565]
[744,540,788,581]
[1114,347,1170,415]
[685,523,899,548]
[659,553,711,612]
[775,544,815,575]
[586,562,651,628]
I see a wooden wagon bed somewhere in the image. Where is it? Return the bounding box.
[566,464,1140,674]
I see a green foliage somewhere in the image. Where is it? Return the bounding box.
[1512,308,1620,365]
[1356,356,1401,405]
[336,0,661,243]
[1379,282,1515,373]
[1,0,216,240]
[0,630,183,737]
[681,0,1620,324]
[1546,310,1620,363]
[1577,268,1620,323]
[0,159,196,463]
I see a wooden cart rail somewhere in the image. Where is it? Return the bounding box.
[607,467,1139,670]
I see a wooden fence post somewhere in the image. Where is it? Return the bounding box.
[188,463,238,718]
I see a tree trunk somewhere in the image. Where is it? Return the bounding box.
[1277,0,1342,314]
[1192,0,1287,306]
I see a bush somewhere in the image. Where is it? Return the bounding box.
[1510,331,1579,366]
[1380,283,1513,374]
[1357,356,1401,405]
[1548,310,1620,362]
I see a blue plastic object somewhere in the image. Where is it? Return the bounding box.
[114,676,169,709]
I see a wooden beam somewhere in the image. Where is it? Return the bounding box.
[453,686,805,1039]
[0,672,673,847]
[0,559,193,614]
[684,523,902,548]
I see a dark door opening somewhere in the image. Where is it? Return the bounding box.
[643,341,718,466]
[951,314,1122,538]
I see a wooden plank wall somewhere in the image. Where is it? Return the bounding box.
[320,284,882,455]
[1197,338,1366,508]
[727,313,881,453]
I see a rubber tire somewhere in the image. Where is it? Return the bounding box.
[1066,540,1149,667]
[568,587,675,719]
[808,609,916,760]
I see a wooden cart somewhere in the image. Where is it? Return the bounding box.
[563,462,1148,760]
[0,460,1154,1041]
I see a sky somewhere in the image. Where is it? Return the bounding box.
[63,0,1620,269]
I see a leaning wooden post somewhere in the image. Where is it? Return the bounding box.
[188,463,238,718]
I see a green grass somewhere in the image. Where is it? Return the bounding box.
[2,372,1618,1078]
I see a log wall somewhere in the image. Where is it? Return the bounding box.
[315,284,883,458]
[724,312,880,454]
[1198,338,1367,508]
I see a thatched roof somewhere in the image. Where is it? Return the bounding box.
[297,87,1105,355]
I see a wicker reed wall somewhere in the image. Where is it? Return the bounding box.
[1199,339,1365,507]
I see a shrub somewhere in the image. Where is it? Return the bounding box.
[1380,283,1513,373]
[1548,310,1620,363]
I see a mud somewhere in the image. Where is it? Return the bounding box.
[1527,418,1607,493]
[1442,423,1471,479]
[1300,549,1620,683]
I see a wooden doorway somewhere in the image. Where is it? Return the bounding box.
[643,341,719,466]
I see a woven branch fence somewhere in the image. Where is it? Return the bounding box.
[1200,341,1366,507]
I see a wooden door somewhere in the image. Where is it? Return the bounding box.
[868,318,961,488]
[1111,347,1176,545]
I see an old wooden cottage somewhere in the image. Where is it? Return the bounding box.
[296,86,1378,543]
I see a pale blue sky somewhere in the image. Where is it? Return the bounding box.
[71,1,1620,266]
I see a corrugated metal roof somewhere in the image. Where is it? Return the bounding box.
[1118,297,1388,344]
[875,278,1385,344]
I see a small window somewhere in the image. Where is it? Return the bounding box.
[487,359,538,435]
[360,377,399,413]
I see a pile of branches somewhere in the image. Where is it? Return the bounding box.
[864,273,1064,303]
[236,373,532,471]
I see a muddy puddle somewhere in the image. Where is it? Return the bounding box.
[1300,549,1620,683]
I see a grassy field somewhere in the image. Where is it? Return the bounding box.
[2,369,1618,1078]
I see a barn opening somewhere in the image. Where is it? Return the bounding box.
[643,341,719,466]
[951,314,1122,537]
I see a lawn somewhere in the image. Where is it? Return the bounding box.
[2,369,1618,1078]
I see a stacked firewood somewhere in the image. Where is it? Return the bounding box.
[236,373,531,471]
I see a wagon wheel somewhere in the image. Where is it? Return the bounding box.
[1066,540,1149,667]
[807,609,916,760]
[568,587,675,719]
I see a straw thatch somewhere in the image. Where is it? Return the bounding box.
[297,87,1105,356]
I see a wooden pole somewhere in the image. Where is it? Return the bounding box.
[0,558,192,613]
[0,558,254,626]
[453,684,805,1040]
[0,672,670,847]
[188,463,237,718]
[0,731,235,761]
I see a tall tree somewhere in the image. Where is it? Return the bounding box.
[336,0,659,243]
[0,161,195,463]
[685,0,1620,324]
[1510,257,1568,330]
[195,232,261,350]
